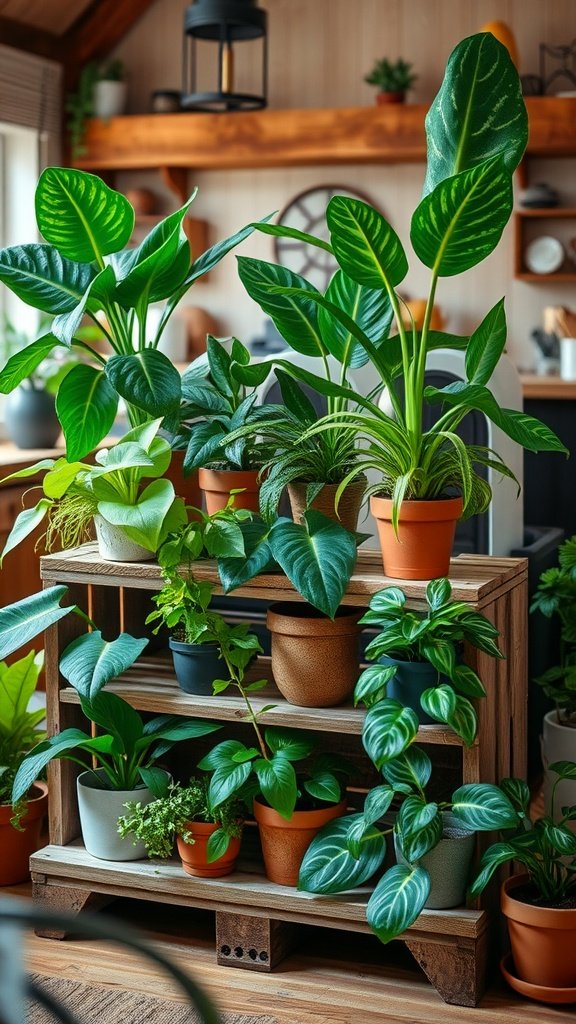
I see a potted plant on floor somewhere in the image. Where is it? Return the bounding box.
[469,763,576,999]
[118,775,245,877]
[364,57,418,104]
[237,32,567,580]
[530,535,576,820]
[0,419,186,563]
[0,650,48,885]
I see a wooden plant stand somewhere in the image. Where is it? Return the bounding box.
[31,546,528,1008]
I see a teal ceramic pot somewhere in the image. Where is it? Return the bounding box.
[169,638,222,695]
[380,654,447,725]
[5,386,60,449]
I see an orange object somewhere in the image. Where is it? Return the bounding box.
[164,451,202,508]
[198,467,261,516]
[502,874,576,990]
[480,21,519,68]
[402,299,444,332]
[287,476,366,532]
[253,798,347,886]
[176,822,241,878]
[370,495,463,580]
[0,782,48,885]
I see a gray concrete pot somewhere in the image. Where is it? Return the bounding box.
[542,709,576,825]
[77,769,169,861]
[395,811,476,909]
[5,386,61,449]
[94,516,154,562]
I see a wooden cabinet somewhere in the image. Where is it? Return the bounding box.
[31,546,528,1007]
[513,206,576,281]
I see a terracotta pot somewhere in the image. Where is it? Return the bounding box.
[254,798,347,886]
[198,467,261,516]
[165,450,202,508]
[287,476,366,533]
[267,603,363,707]
[0,781,48,885]
[370,495,463,580]
[502,874,576,989]
[177,821,242,877]
[376,91,405,104]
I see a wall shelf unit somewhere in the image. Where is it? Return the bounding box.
[514,206,576,281]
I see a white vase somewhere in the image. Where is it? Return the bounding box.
[77,769,169,861]
[94,515,154,562]
[542,709,576,825]
[560,337,576,381]
[93,80,127,119]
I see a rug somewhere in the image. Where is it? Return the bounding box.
[27,975,278,1024]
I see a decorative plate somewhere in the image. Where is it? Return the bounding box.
[525,236,565,274]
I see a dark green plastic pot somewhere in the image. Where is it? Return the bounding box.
[169,638,222,696]
[380,654,448,725]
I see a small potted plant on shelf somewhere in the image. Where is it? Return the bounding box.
[530,535,576,818]
[118,775,245,877]
[469,763,576,999]
[0,650,48,886]
[66,60,127,159]
[0,419,185,563]
[356,577,503,733]
[12,628,221,862]
[237,32,567,580]
[364,57,418,104]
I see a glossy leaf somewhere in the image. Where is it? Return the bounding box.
[363,785,395,826]
[0,335,62,393]
[318,269,393,368]
[98,478,177,552]
[465,299,507,386]
[115,200,193,306]
[303,771,342,804]
[106,350,181,416]
[362,699,419,769]
[59,631,148,700]
[367,865,430,944]
[35,167,134,262]
[237,257,326,358]
[0,244,95,315]
[298,814,386,893]
[12,729,115,804]
[265,727,314,761]
[447,694,478,745]
[420,683,457,724]
[81,690,143,754]
[268,511,357,619]
[327,195,408,289]
[56,363,118,461]
[425,578,451,611]
[206,827,231,863]
[0,500,52,565]
[209,761,252,809]
[451,663,486,699]
[542,819,576,855]
[397,797,442,862]
[183,215,273,287]
[382,746,433,792]
[354,664,397,707]
[255,757,297,819]
[548,761,576,781]
[451,783,519,831]
[0,585,71,661]
[218,520,276,592]
[198,739,248,772]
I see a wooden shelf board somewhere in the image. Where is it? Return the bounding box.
[521,374,576,399]
[41,545,527,609]
[31,842,486,940]
[515,206,576,218]
[58,651,467,746]
[514,271,576,282]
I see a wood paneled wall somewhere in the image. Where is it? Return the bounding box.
[112,0,576,368]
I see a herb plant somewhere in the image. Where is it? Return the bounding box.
[364,57,418,93]
[530,535,576,727]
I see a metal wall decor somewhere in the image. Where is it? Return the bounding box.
[182,0,268,112]
[540,39,576,94]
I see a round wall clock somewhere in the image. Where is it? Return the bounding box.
[273,185,378,290]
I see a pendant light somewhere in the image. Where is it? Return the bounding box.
[182,0,268,112]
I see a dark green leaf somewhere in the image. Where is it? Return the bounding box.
[36,167,134,262]
[12,729,114,804]
[264,727,314,761]
[268,511,357,618]
[465,299,507,386]
[56,363,118,460]
[362,699,419,768]
[237,257,326,358]
[327,196,408,289]
[468,842,520,899]
[59,631,148,700]
[451,783,519,830]
[106,350,181,416]
[425,578,451,611]
[255,757,297,819]
[318,269,393,369]
[0,244,95,314]
[298,814,386,893]
[367,865,430,943]
[0,586,71,661]
[382,747,432,791]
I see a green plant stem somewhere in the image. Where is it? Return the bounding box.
[72,338,107,366]
[222,654,268,761]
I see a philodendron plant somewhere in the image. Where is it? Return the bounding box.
[0,166,270,460]
[235,32,566,528]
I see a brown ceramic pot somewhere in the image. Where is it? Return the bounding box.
[254,798,347,886]
[502,874,576,990]
[370,495,463,580]
[287,476,366,533]
[176,821,242,878]
[376,91,405,104]
[267,603,363,707]
[164,450,202,508]
[198,467,261,516]
[0,781,48,885]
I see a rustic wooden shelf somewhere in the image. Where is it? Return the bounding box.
[520,374,576,399]
[515,206,576,218]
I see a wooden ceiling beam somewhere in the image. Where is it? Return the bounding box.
[60,0,158,71]
[0,15,60,60]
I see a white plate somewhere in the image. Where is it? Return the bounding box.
[525,235,565,274]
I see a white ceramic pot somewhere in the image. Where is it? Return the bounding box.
[93,80,127,119]
[77,769,169,861]
[395,812,476,909]
[560,338,576,381]
[94,516,154,562]
[542,709,576,824]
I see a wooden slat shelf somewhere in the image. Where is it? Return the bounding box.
[515,271,576,282]
[71,98,576,174]
[521,373,576,399]
[515,206,576,217]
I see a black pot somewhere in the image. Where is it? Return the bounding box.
[169,638,222,695]
[5,386,61,449]
[380,654,448,725]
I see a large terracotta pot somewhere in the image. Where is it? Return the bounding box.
[370,495,463,580]
[198,467,260,516]
[0,781,48,885]
[164,450,202,508]
[502,874,576,989]
[177,821,242,877]
[254,798,347,886]
[287,476,366,533]
[266,602,363,707]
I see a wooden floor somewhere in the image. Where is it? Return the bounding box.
[5,884,575,1023]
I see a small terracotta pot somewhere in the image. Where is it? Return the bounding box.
[164,450,202,508]
[267,603,363,707]
[0,782,48,886]
[287,476,366,533]
[502,874,576,989]
[370,495,463,580]
[198,467,261,516]
[177,821,242,877]
[254,798,347,886]
[376,91,405,104]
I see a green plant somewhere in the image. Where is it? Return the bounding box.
[468,763,576,905]
[0,167,270,460]
[117,776,245,861]
[0,418,186,559]
[364,57,418,93]
[530,535,576,727]
[236,33,566,530]
[66,60,126,158]
[1,312,83,394]
[0,651,45,827]
[355,578,503,743]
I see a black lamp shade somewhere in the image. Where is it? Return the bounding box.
[182,0,268,112]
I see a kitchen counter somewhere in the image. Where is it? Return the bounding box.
[0,441,65,481]
[521,375,576,400]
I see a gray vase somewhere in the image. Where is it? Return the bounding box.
[5,386,61,449]
[395,811,475,909]
[94,516,155,562]
[77,769,168,861]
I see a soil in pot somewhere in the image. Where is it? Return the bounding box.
[5,388,61,449]
[370,495,463,580]
[169,638,222,695]
[287,476,366,533]
[0,781,48,885]
[254,797,347,886]
[502,874,576,989]
[198,467,261,516]
[77,769,170,861]
[395,812,475,909]
[94,516,154,563]
[267,602,363,707]
[176,821,242,877]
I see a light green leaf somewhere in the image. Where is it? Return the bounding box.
[0,335,62,393]
[1,500,52,564]
[98,478,176,552]
[56,363,119,461]
[115,199,194,307]
[35,167,134,262]
[367,865,431,943]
